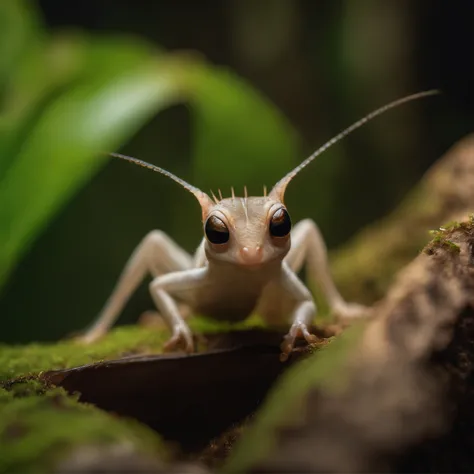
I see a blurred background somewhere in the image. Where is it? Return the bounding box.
[0,0,472,343]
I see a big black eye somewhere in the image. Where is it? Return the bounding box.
[269,208,291,237]
[205,215,230,244]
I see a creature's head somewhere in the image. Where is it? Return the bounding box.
[200,192,291,267]
[110,90,438,268]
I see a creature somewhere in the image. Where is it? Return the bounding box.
[78,90,438,360]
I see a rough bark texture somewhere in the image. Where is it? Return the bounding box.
[55,444,208,474]
[252,216,474,473]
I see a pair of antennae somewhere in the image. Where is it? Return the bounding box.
[110,89,439,206]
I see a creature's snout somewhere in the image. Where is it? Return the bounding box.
[239,246,263,266]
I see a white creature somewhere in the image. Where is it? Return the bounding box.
[78,90,438,360]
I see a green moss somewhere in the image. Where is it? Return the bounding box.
[0,387,165,474]
[423,215,474,256]
[188,313,266,334]
[424,228,462,255]
[0,316,289,473]
[0,324,186,472]
[0,323,218,473]
[0,325,172,383]
[0,314,272,383]
[439,220,462,231]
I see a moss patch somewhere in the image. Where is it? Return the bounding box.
[425,231,461,255]
[0,325,171,383]
[0,387,165,474]
[0,315,271,383]
[424,215,474,256]
[0,316,290,473]
[0,324,189,473]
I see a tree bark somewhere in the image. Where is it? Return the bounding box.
[253,215,474,473]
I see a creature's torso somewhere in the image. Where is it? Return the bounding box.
[193,259,283,322]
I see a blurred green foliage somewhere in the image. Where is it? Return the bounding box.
[0,0,297,293]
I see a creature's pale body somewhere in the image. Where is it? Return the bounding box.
[78,90,438,358]
[80,194,363,359]
[182,198,302,323]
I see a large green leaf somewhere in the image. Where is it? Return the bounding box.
[0,0,43,88]
[0,4,299,292]
[0,34,184,288]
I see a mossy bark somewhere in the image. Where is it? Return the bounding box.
[227,215,474,473]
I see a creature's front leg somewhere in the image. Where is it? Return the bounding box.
[285,219,368,319]
[278,262,318,361]
[149,267,208,352]
[77,230,193,344]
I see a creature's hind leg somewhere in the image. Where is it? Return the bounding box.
[78,230,193,343]
[284,219,367,319]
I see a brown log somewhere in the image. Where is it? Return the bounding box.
[253,215,474,473]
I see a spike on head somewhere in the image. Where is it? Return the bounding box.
[210,190,219,204]
[231,187,235,199]
[218,189,223,200]
[109,152,214,220]
[269,89,440,202]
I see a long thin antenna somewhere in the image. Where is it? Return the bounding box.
[270,89,440,200]
[109,152,201,196]
[108,152,213,214]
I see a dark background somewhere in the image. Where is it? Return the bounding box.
[1,0,472,343]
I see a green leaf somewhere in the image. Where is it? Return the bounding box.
[0,0,47,175]
[0,13,299,292]
[0,0,43,88]
[0,36,85,178]
[0,35,184,289]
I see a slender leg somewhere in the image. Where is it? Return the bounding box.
[148,267,208,352]
[192,239,207,268]
[285,219,367,319]
[78,230,192,343]
[278,262,318,361]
